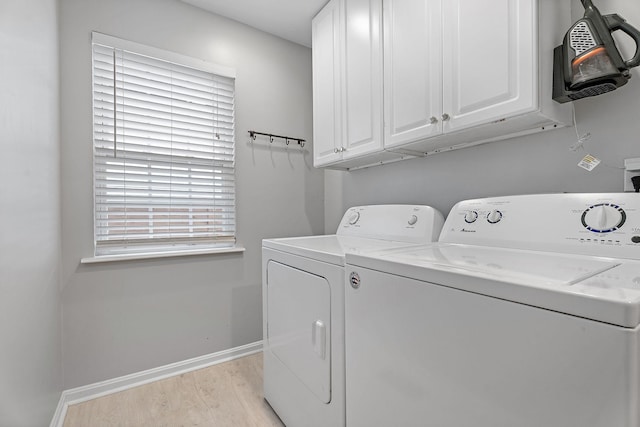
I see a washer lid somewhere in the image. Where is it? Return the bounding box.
[263,235,420,266]
[346,244,640,328]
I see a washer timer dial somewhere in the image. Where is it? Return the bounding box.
[581,203,626,233]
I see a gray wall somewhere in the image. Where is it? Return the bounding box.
[327,0,640,230]
[60,0,323,388]
[0,0,62,425]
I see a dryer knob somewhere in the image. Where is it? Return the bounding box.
[408,215,418,226]
[348,211,361,225]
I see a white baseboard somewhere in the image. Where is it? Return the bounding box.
[49,341,263,427]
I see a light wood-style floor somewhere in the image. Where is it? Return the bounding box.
[63,352,284,427]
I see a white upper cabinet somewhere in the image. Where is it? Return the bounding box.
[314,0,403,168]
[383,0,442,148]
[312,0,342,166]
[313,0,571,169]
[342,0,384,159]
[441,0,535,133]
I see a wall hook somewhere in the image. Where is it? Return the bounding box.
[247,130,306,150]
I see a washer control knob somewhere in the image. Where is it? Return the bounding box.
[464,211,478,223]
[408,215,418,226]
[581,203,626,233]
[632,236,640,244]
[348,211,360,225]
[487,210,503,224]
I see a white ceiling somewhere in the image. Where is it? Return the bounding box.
[180,0,329,48]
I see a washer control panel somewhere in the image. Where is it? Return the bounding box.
[440,193,640,260]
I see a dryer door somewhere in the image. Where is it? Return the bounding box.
[266,261,331,403]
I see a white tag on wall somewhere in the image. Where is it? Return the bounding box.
[578,154,601,171]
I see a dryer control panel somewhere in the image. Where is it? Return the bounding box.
[337,205,444,244]
[440,193,640,260]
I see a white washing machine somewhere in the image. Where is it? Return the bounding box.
[262,205,444,427]
[345,193,640,427]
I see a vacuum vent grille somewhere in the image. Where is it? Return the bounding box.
[570,21,597,55]
[569,82,617,100]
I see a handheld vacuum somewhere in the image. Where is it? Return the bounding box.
[553,0,640,103]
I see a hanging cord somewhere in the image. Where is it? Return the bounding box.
[568,106,624,170]
[113,50,117,158]
[568,106,590,151]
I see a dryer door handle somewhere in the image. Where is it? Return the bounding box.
[311,320,326,360]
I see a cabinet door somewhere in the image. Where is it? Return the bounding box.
[383,0,443,148]
[312,0,343,167]
[442,0,536,133]
[341,0,384,159]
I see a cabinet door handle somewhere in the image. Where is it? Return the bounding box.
[429,116,438,125]
[334,148,339,154]
[441,113,451,121]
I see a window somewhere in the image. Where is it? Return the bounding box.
[91,33,236,256]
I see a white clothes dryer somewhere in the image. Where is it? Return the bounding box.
[262,205,444,427]
[345,193,640,427]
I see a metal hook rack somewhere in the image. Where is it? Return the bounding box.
[249,130,305,148]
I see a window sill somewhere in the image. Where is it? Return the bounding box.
[80,246,246,264]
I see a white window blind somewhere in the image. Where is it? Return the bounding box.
[91,35,236,256]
